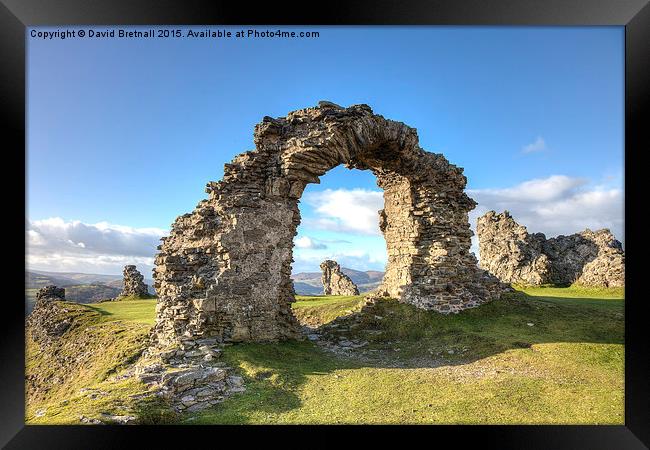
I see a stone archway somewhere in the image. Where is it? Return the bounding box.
[151,102,505,347]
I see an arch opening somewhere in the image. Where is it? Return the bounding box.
[291,165,388,296]
[151,102,506,348]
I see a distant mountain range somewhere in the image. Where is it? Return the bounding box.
[291,268,384,295]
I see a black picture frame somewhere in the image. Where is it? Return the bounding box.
[3,0,648,447]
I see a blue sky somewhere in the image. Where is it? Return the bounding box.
[27,26,624,275]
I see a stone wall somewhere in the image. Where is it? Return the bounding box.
[27,286,71,348]
[476,210,624,287]
[117,265,149,298]
[320,260,359,296]
[36,285,65,302]
[151,102,507,348]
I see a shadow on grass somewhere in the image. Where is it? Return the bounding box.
[83,304,115,318]
[188,290,624,423]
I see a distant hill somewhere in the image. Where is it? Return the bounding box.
[292,281,323,296]
[26,268,382,302]
[102,278,156,294]
[64,284,122,303]
[291,268,384,295]
[291,272,322,282]
[28,269,120,286]
[25,284,122,313]
[26,271,79,288]
[26,270,156,313]
[27,270,155,294]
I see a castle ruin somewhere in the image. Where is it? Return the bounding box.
[151,102,506,347]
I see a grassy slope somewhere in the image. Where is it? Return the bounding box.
[86,297,157,325]
[26,299,169,424]
[27,287,624,425]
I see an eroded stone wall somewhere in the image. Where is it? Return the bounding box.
[477,210,625,287]
[151,102,507,348]
[320,260,359,296]
[36,285,66,302]
[28,286,71,347]
[118,265,149,298]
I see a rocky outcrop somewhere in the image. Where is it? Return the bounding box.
[320,260,359,296]
[151,101,508,349]
[476,211,624,287]
[476,212,552,285]
[117,265,149,298]
[544,229,625,287]
[36,285,65,302]
[27,288,72,347]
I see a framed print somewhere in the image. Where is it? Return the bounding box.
[2,0,648,447]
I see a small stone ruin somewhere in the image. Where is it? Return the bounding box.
[117,265,149,299]
[35,285,65,302]
[28,285,71,346]
[151,101,508,348]
[476,210,625,287]
[320,260,359,296]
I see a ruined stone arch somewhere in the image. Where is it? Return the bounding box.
[151,102,504,347]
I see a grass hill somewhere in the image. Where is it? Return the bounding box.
[26,271,79,288]
[26,286,624,425]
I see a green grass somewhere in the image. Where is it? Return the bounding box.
[188,287,624,424]
[27,287,624,425]
[518,284,624,309]
[85,298,157,325]
[293,295,365,326]
[519,284,624,299]
[189,342,623,424]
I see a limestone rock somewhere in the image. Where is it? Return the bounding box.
[116,265,149,298]
[477,210,624,287]
[151,102,509,349]
[320,260,359,296]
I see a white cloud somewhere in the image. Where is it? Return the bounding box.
[472,175,586,203]
[27,217,167,275]
[292,248,387,274]
[302,188,384,235]
[294,236,327,250]
[521,136,547,154]
[468,175,624,258]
